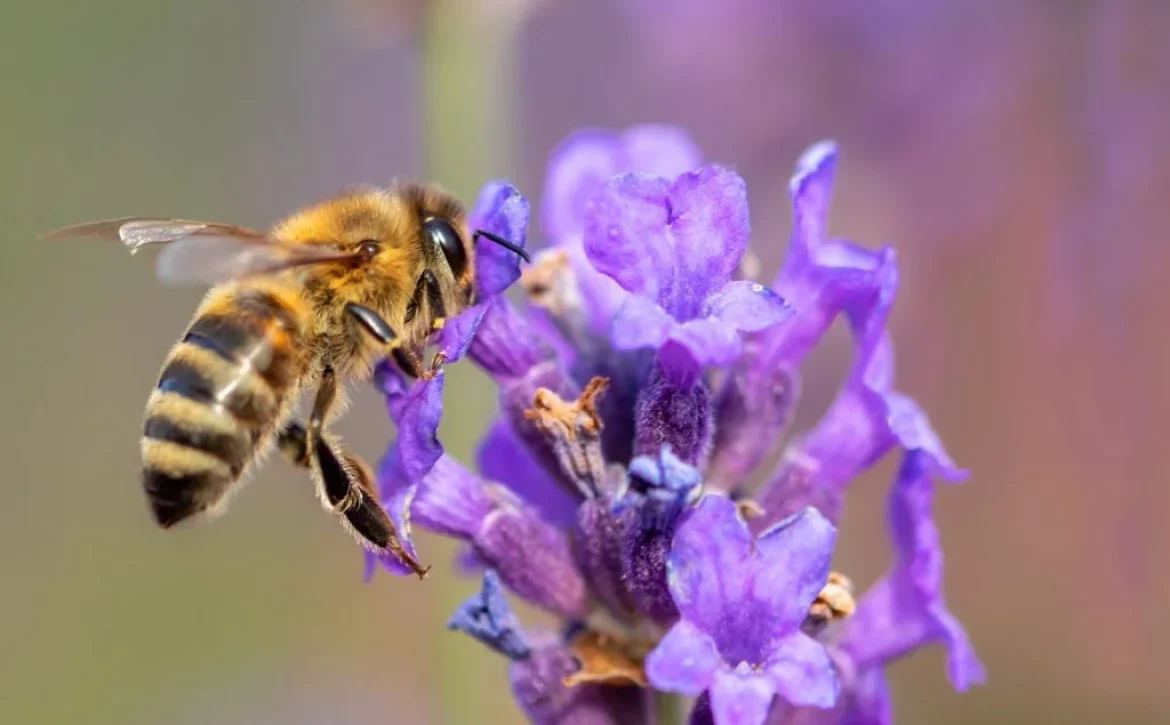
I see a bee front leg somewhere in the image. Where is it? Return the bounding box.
[389,271,451,380]
[412,270,448,332]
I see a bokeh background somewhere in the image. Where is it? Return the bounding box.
[2,1,1168,723]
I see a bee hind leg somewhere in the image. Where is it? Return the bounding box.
[276,422,358,513]
[276,371,429,578]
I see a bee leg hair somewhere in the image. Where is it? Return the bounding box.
[276,423,430,578]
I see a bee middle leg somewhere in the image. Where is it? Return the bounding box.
[344,302,397,344]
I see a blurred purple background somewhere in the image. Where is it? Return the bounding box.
[1,1,1166,723]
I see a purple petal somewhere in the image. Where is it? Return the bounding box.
[754,330,897,528]
[469,181,530,299]
[706,361,800,490]
[365,368,446,578]
[839,670,893,725]
[561,239,632,335]
[584,166,750,320]
[477,420,578,528]
[573,497,638,618]
[497,361,587,497]
[619,448,704,623]
[543,130,626,242]
[754,143,891,372]
[771,141,890,351]
[885,392,968,483]
[435,304,488,364]
[620,125,702,178]
[842,452,986,691]
[373,363,445,482]
[705,281,793,333]
[536,125,700,341]
[710,667,775,725]
[573,348,648,466]
[584,173,673,300]
[411,455,494,538]
[448,569,531,660]
[412,456,588,618]
[761,242,892,371]
[465,296,557,380]
[785,141,838,272]
[374,359,411,420]
[753,508,838,629]
[541,125,702,241]
[621,524,676,624]
[765,633,839,709]
[842,247,899,359]
[667,495,752,630]
[363,479,423,579]
[610,295,676,351]
[786,381,890,501]
[666,318,743,369]
[663,166,751,315]
[475,488,590,619]
[511,643,653,725]
[751,454,845,536]
[396,372,445,481]
[633,364,714,466]
[645,619,722,697]
[609,294,748,388]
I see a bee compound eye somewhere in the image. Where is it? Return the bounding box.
[424,218,466,277]
[359,239,381,258]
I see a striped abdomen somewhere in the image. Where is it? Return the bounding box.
[142,288,304,527]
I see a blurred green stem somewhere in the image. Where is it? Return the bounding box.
[421,0,520,197]
[420,2,520,723]
[657,690,684,725]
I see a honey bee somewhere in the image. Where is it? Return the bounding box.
[43,184,528,577]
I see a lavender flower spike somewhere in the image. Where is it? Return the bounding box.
[361,128,981,725]
[647,495,839,725]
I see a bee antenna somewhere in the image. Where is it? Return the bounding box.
[473,229,531,263]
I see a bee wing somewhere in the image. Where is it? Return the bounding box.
[154,235,357,286]
[40,217,270,250]
[41,217,358,286]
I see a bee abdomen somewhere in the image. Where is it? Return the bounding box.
[143,414,251,475]
[141,440,235,528]
[142,288,303,527]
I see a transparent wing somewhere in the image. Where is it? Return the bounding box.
[40,217,269,251]
[40,217,358,286]
[154,235,356,286]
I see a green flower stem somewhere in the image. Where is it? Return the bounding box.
[656,690,686,725]
[420,2,521,723]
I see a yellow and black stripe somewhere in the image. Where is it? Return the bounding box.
[141,288,304,527]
